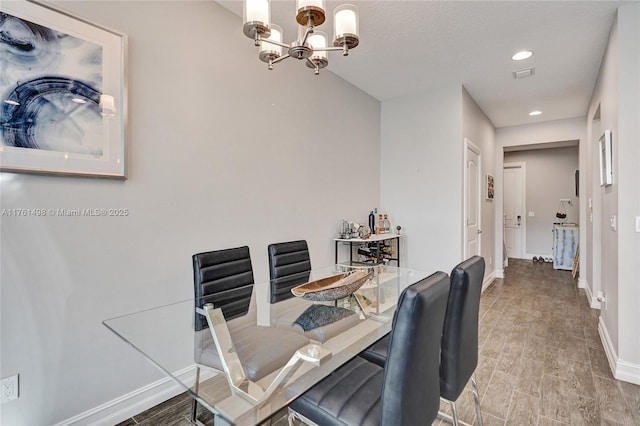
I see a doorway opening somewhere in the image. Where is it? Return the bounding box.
[464,139,482,259]
[502,142,580,264]
[503,162,526,259]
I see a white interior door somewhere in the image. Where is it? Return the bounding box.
[465,141,481,258]
[504,163,525,259]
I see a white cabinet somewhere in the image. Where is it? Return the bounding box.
[553,225,578,270]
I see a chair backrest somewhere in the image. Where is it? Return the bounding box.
[440,255,486,401]
[380,271,450,425]
[192,246,255,331]
[267,240,311,303]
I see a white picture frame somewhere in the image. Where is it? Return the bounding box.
[0,1,127,178]
[599,130,613,186]
[486,174,495,200]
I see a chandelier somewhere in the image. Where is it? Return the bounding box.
[242,0,360,75]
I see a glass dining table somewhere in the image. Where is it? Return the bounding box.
[103,264,429,426]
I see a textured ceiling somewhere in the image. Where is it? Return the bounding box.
[218,1,628,128]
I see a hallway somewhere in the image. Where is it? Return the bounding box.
[440,258,640,425]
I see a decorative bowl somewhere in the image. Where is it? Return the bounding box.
[291,270,373,301]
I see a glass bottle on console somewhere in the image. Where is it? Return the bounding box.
[378,214,385,234]
[369,210,375,235]
[383,214,390,233]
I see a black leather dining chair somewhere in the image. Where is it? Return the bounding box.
[288,271,450,426]
[360,256,486,426]
[439,256,485,426]
[267,240,312,303]
[267,239,361,342]
[192,246,309,422]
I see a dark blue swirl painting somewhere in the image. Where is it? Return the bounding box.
[0,11,104,156]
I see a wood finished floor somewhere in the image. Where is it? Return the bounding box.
[116,259,640,425]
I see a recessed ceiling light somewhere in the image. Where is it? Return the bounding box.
[512,50,533,61]
[529,110,542,116]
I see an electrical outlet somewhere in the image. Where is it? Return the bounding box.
[1,374,19,403]
[598,293,607,311]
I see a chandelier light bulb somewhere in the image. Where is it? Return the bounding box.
[333,4,359,49]
[306,31,329,74]
[244,0,269,24]
[259,24,283,64]
[243,0,271,39]
[308,32,328,60]
[334,5,357,38]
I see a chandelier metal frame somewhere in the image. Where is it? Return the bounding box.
[243,1,359,75]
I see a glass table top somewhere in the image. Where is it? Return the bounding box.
[103,265,429,425]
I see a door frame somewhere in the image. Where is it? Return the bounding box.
[503,162,527,260]
[463,139,482,259]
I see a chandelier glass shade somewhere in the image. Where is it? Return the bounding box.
[243,0,359,75]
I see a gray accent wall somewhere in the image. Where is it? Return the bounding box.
[0,1,381,424]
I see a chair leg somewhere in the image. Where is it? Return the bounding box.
[438,397,474,426]
[471,372,483,426]
[190,366,201,424]
[449,400,460,426]
[287,408,296,426]
[288,408,320,426]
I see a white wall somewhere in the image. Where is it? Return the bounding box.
[380,85,463,275]
[495,117,586,277]
[504,147,579,257]
[587,14,619,346]
[589,3,640,383]
[380,86,495,280]
[0,1,381,424]
[462,88,497,277]
[616,2,640,379]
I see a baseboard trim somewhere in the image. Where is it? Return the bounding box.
[54,365,214,426]
[616,359,640,385]
[598,317,640,385]
[585,284,601,309]
[599,316,617,379]
[482,271,496,293]
[577,277,587,289]
[495,269,505,279]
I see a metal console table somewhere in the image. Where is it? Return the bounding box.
[334,233,403,267]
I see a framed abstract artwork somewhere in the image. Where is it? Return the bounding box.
[0,1,127,178]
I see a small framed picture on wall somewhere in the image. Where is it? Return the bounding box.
[486,174,495,200]
[599,130,613,186]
